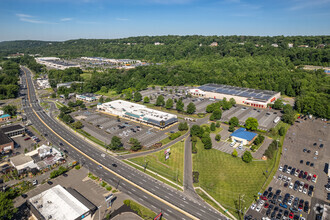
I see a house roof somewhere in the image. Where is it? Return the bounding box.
[0,124,24,133]
[0,114,10,118]
[231,128,257,141]
[0,132,12,145]
[10,154,33,166]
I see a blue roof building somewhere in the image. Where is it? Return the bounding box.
[230,127,257,145]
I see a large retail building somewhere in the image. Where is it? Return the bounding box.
[97,100,178,128]
[190,84,281,108]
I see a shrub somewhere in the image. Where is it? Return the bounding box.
[50,166,68,179]
[215,134,221,141]
[279,127,286,136]
[242,151,253,163]
[106,186,112,191]
[232,149,238,157]
[192,142,197,154]
[75,165,81,170]
[253,135,265,145]
[100,181,107,187]
[169,132,181,140]
[210,122,216,131]
[216,121,220,127]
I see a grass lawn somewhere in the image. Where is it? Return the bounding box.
[95,89,118,98]
[159,130,187,146]
[129,140,185,186]
[80,73,92,80]
[267,121,291,140]
[193,139,276,218]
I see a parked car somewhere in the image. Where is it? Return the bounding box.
[250,203,256,210]
[289,182,294,189]
[32,180,38,186]
[312,175,317,183]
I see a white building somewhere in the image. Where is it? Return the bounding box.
[76,93,97,102]
[36,78,51,89]
[271,43,279,47]
[28,185,96,220]
[190,84,280,109]
[97,100,178,128]
[36,57,80,70]
[0,110,4,115]
[10,154,37,174]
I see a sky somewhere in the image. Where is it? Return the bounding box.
[0,0,329,41]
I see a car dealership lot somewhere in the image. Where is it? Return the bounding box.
[245,118,329,220]
[221,105,282,130]
[74,111,176,149]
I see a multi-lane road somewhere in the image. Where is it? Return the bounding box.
[20,66,227,220]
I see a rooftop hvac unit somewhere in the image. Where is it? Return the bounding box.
[48,215,52,219]
[37,205,43,209]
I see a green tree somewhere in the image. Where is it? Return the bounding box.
[210,122,216,131]
[216,121,220,127]
[109,136,123,150]
[133,92,142,102]
[190,125,203,138]
[273,99,284,110]
[229,117,239,127]
[186,102,196,114]
[282,104,295,124]
[152,85,155,89]
[99,96,104,103]
[143,96,150,103]
[215,134,221,141]
[129,138,142,151]
[105,97,112,102]
[165,98,173,109]
[242,151,253,163]
[62,114,74,124]
[178,122,188,131]
[212,109,222,120]
[51,93,56,98]
[201,133,212,149]
[100,86,108,94]
[176,99,184,112]
[2,105,17,116]
[0,191,17,219]
[155,95,165,106]
[232,149,238,157]
[229,98,236,106]
[123,88,133,100]
[278,127,285,136]
[245,117,259,131]
[229,124,235,132]
[209,114,215,121]
[72,121,83,129]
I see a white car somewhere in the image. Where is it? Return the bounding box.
[287,177,292,182]
[288,199,292,206]
[299,217,306,220]
[282,176,287,182]
[315,151,318,156]
[256,206,261,212]
[279,166,283,172]
[294,171,299,177]
[303,188,307,194]
[289,182,294,189]
[299,186,303,192]
[250,203,256,210]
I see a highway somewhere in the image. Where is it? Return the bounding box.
[20,66,227,220]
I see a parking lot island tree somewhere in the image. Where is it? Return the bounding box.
[232,149,238,157]
[229,117,239,127]
[165,98,174,109]
[109,136,123,150]
[215,134,221,142]
[129,138,142,151]
[72,121,83,129]
[245,117,259,131]
[210,122,216,131]
[155,95,165,106]
[176,98,184,112]
[143,96,150,103]
[186,102,196,114]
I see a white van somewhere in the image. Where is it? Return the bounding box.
[230,140,236,147]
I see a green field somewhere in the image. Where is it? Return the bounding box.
[193,139,276,217]
[129,140,185,185]
[80,73,92,80]
[95,89,118,98]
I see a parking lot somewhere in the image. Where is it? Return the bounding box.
[140,86,214,113]
[245,117,329,220]
[74,111,177,149]
[221,105,282,130]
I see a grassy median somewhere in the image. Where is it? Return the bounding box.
[129,140,185,186]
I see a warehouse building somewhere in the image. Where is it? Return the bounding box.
[190,84,281,108]
[28,185,96,220]
[97,100,178,128]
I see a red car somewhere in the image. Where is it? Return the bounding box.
[24,137,31,141]
[289,212,294,219]
[264,203,269,208]
[260,195,268,201]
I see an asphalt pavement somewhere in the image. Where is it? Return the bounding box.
[20,66,227,220]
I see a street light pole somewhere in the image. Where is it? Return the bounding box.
[97,205,102,220]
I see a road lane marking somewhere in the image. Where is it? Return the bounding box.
[23,67,200,220]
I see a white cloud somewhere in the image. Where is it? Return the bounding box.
[16,13,57,24]
[116,18,129,21]
[289,0,330,11]
[61,17,72,21]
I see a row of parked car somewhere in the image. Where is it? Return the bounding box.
[279,165,317,183]
[251,187,309,219]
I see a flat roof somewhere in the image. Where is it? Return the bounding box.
[100,100,177,123]
[198,84,279,101]
[29,185,90,220]
[0,124,24,133]
[231,128,257,141]
[0,132,12,145]
[10,154,33,166]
